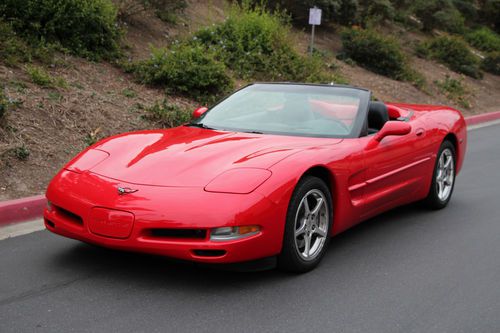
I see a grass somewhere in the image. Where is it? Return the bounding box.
[143,99,191,128]
[122,88,137,98]
[25,65,68,88]
[434,75,471,109]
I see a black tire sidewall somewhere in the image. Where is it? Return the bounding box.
[278,176,333,273]
[426,140,456,209]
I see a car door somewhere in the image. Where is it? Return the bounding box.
[357,119,432,219]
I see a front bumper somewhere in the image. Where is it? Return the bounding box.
[44,170,286,263]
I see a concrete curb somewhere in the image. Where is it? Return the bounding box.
[1,111,500,227]
[0,195,46,227]
[465,111,500,126]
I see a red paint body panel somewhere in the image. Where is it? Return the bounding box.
[45,99,467,264]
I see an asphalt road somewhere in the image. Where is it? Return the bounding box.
[1,124,500,333]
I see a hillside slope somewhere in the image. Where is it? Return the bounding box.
[0,0,499,200]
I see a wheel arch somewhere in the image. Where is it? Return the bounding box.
[300,166,337,229]
[443,132,459,162]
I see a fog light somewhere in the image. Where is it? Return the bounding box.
[210,225,260,241]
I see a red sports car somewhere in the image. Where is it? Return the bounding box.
[44,83,467,272]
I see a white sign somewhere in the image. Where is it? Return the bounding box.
[309,7,322,26]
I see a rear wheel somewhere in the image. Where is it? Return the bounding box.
[278,176,332,273]
[424,140,456,209]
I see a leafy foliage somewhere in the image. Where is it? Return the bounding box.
[132,43,233,101]
[413,0,465,33]
[194,3,335,82]
[25,65,68,88]
[340,28,409,80]
[434,75,471,109]
[0,0,122,60]
[115,0,186,23]
[144,99,191,128]
[482,52,500,75]
[0,86,8,120]
[417,36,482,78]
[466,27,500,52]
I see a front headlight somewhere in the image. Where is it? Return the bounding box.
[210,225,261,241]
[204,168,272,194]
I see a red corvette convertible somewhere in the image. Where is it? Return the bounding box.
[44,83,467,272]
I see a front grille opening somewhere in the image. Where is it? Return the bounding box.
[192,249,227,257]
[55,206,83,225]
[45,219,55,228]
[149,228,207,239]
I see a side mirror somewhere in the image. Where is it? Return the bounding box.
[373,121,411,142]
[192,106,208,119]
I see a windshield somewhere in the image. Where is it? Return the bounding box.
[190,84,370,138]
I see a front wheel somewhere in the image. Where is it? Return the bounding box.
[278,176,332,273]
[424,140,456,209]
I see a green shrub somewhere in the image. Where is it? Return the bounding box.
[194,3,334,82]
[482,51,500,74]
[435,75,470,109]
[255,0,358,26]
[12,145,30,160]
[413,0,465,33]
[133,43,233,100]
[0,0,121,60]
[0,20,31,66]
[340,28,409,80]
[360,0,395,25]
[466,28,500,52]
[26,65,68,88]
[0,87,8,120]
[144,99,191,128]
[417,36,482,78]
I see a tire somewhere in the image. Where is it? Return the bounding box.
[278,176,333,273]
[424,140,456,210]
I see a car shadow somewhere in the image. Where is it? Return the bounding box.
[46,200,451,291]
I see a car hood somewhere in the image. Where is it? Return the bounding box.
[84,126,342,187]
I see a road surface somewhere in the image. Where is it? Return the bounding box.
[1,124,499,332]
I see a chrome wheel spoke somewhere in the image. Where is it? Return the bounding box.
[294,189,329,261]
[295,219,307,237]
[310,198,323,215]
[303,234,311,258]
[436,148,454,201]
[314,227,327,238]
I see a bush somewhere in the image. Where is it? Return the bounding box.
[340,28,409,80]
[482,51,500,74]
[133,43,233,100]
[466,28,500,52]
[194,3,335,82]
[413,0,465,33]
[144,99,191,128]
[0,20,31,66]
[256,0,359,26]
[435,75,471,109]
[417,36,482,78]
[115,0,186,23]
[25,65,68,88]
[0,87,8,120]
[360,0,395,25]
[0,0,121,60]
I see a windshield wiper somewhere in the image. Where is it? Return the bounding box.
[243,130,264,134]
[186,123,216,130]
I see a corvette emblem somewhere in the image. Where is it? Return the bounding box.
[117,187,138,195]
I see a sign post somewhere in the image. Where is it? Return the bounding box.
[309,7,322,56]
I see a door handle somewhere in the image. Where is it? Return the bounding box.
[416,128,424,137]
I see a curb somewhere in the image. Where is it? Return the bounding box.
[0,195,45,227]
[1,111,500,228]
[465,111,500,126]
